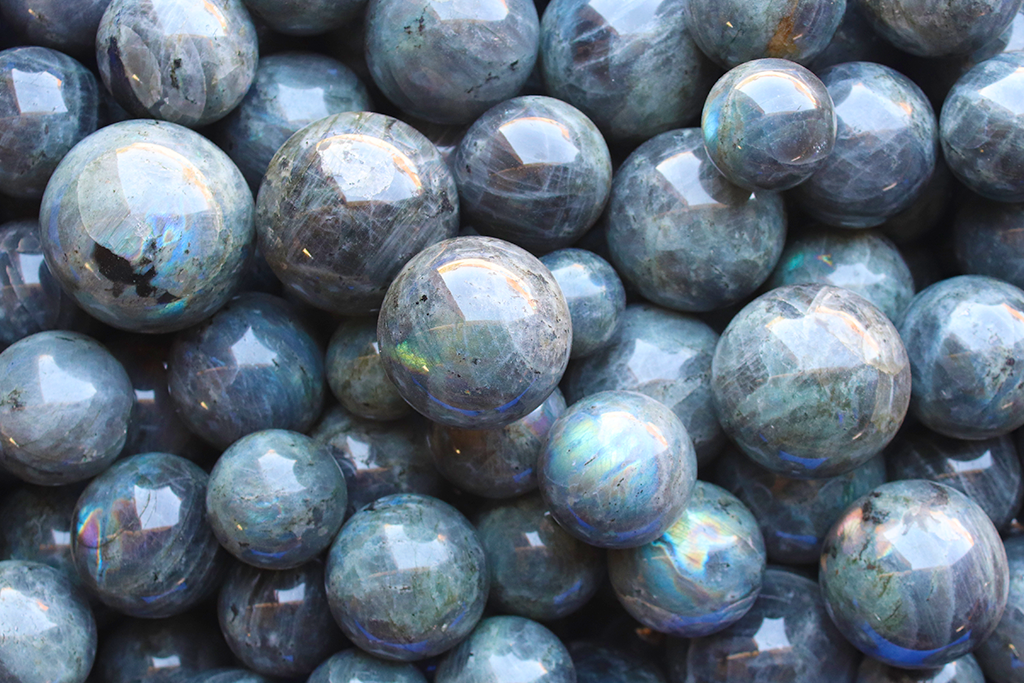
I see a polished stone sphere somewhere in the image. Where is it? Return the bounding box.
[243,0,364,35]
[434,616,575,683]
[0,47,99,200]
[0,560,96,683]
[0,0,111,54]
[794,61,938,228]
[256,112,458,315]
[806,0,902,71]
[605,128,787,313]
[378,236,571,429]
[899,275,1024,439]
[712,284,911,478]
[71,452,226,618]
[702,59,836,191]
[206,430,347,570]
[95,0,258,127]
[0,484,82,585]
[539,249,625,359]
[975,535,1024,682]
[39,120,255,334]
[539,390,697,548]
[569,642,667,683]
[954,195,1024,290]
[93,614,232,683]
[327,317,411,421]
[307,649,428,683]
[0,331,133,485]
[325,493,488,661]
[855,654,985,683]
[821,480,1009,668]
[188,670,274,683]
[859,0,1023,57]
[365,0,539,124]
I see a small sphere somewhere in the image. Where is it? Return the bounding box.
[702,59,836,191]
[325,494,488,661]
[859,0,1023,57]
[0,484,82,584]
[0,0,111,54]
[308,649,427,683]
[539,390,697,549]
[326,317,411,421]
[0,331,133,485]
[975,536,1024,682]
[378,236,571,429]
[94,614,232,683]
[954,194,1024,290]
[243,0,364,35]
[539,249,625,359]
[435,616,575,683]
[206,430,347,569]
[855,654,985,683]
[95,0,258,127]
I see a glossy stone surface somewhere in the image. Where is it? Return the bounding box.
[365,0,539,124]
[0,47,98,199]
[0,560,96,683]
[941,53,1024,202]
[767,229,915,323]
[0,0,111,54]
[539,390,697,548]
[794,62,938,228]
[821,480,1009,668]
[307,649,428,683]
[899,276,1024,439]
[256,112,458,315]
[714,449,886,565]
[167,293,325,450]
[975,535,1024,682]
[859,0,1023,57]
[40,120,255,334]
[712,284,911,478]
[327,317,411,421]
[207,430,346,569]
[954,195,1024,290]
[243,0,363,35]
[569,642,667,683]
[0,331,133,485]
[435,616,575,683]
[0,485,82,585]
[186,670,274,683]
[454,96,611,251]
[702,59,836,191]
[539,249,625,359]
[95,0,258,127]
[216,52,371,190]
[855,654,985,683]
[71,452,226,618]
[378,236,571,429]
[325,493,488,661]
[807,1,902,72]
[94,614,232,683]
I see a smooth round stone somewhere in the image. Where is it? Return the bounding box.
[859,0,1023,57]
[605,128,786,312]
[702,59,836,191]
[218,559,345,677]
[167,293,325,450]
[714,449,886,565]
[767,229,915,323]
[941,53,1024,202]
[0,0,110,54]
[954,196,1024,290]
[794,62,938,228]
[325,493,488,661]
[682,567,860,682]
[256,111,458,315]
[243,0,363,35]
[40,120,255,334]
[0,331,133,485]
[855,654,985,683]
[807,1,902,72]
[563,304,723,467]
[976,535,1024,682]
[71,452,226,618]
[821,480,1009,668]
[453,96,611,252]
[899,275,1024,439]
[95,0,258,127]
[435,616,575,683]
[207,430,346,570]
[0,484,82,584]
[0,560,96,683]
[308,649,428,683]
[215,52,371,190]
[539,390,697,549]
[327,317,411,421]
[0,47,99,199]
[712,284,911,478]
[539,0,718,143]
[186,670,274,683]
[94,614,232,683]
[568,642,667,683]
[365,0,539,124]
[475,492,604,621]
[539,249,625,359]
[429,388,566,499]
[378,236,571,429]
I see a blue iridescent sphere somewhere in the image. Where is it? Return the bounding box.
[975,535,1024,682]
[307,649,428,683]
[859,0,1023,57]
[435,616,575,683]
[539,249,625,359]
[326,317,412,422]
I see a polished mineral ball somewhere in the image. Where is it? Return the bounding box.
[821,480,1009,668]
[93,614,232,683]
[243,0,364,35]
[39,120,255,334]
[806,0,902,71]
[0,331,133,485]
[325,493,488,661]
[378,236,571,429]
[256,112,458,315]
[95,0,258,126]
[702,59,836,191]
[206,430,347,570]
[539,249,625,359]
[899,275,1024,439]
[975,535,1024,682]
[0,0,111,54]
[605,128,786,312]
[326,317,411,422]
[0,561,96,683]
[712,284,910,478]
[188,670,274,683]
[539,390,697,548]
[0,484,83,585]
[434,616,575,683]
[954,195,1024,290]
[71,452,226,618]
[855,654,985,683]
[859,0,1023,56]
[308,649,428,683]
[568,642,667,683]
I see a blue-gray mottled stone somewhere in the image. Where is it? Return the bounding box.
[307,649,428,683]
[243,0,364,35]
[858,0,1024,57]
[568,642,666,683]
[0,0,110,54]
[855,654,985,683]
[0,484,82,585]
[94,614,232,683]
[954,195,1024,290]
[327,316,411,421]
[539,249,625,359]
[975,535,1024,682]
[435,616,575,683]
[185,670,273,683]
[807,1,902,72]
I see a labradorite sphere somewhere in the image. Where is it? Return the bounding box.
[712,284,910,479]
[975,536,1024,682]
[539,249,626,359]
[0,0,111,54]
[859,0,1023,57]
[94,614,232,683]
[188,670,275,683]
[326,317,412,422]
[0,485,82,587]
[434,616,575,683]
[855,654,985,683]
[243,0,364,35]
[954,195,1024,291]
[378,236,571,430]
[307,649,428,683]
[39,119,255,334]
[820,480,1009,668]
